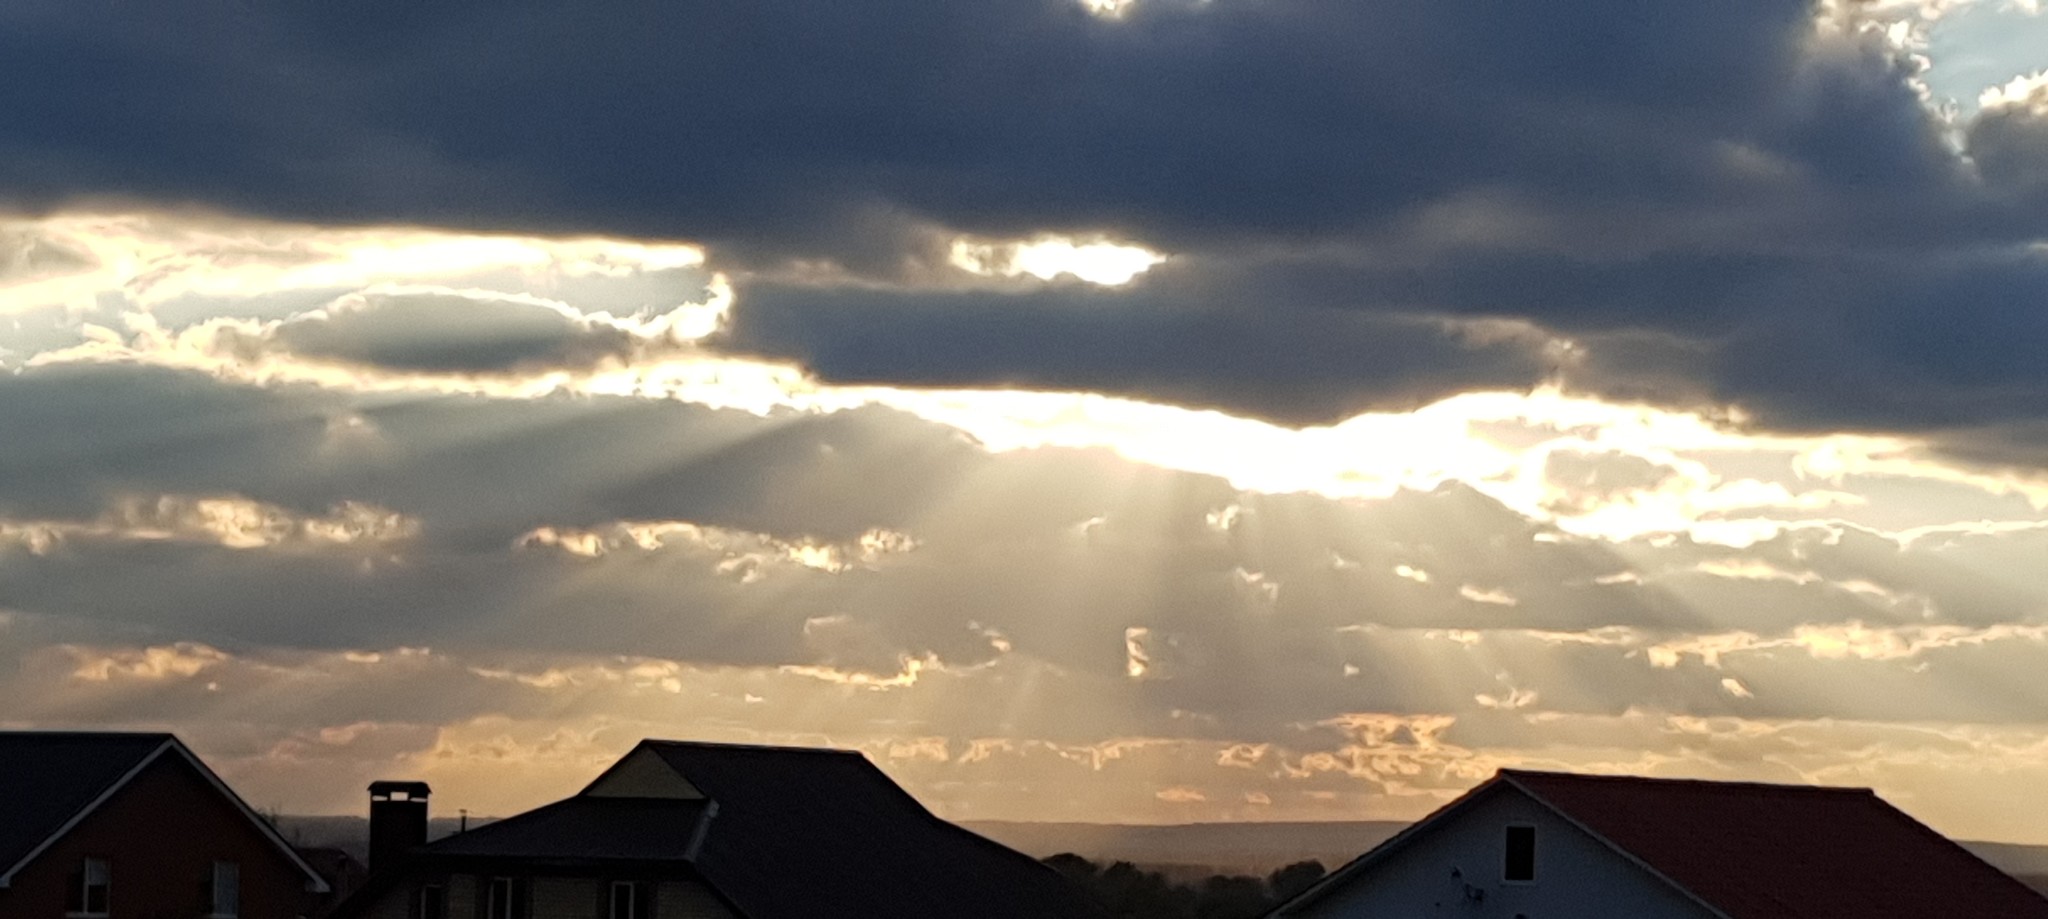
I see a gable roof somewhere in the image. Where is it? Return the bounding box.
[1501,770,2048,919]
[421,795,712,863]
[617,740,1105,919]
[0,731,329,892]
[0,732,170,885]
[334,738,1102,919]
[1276,769,2048,919]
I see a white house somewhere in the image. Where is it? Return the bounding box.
[1270,769,2048,919]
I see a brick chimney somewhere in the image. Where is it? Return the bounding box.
[367,780,431,871]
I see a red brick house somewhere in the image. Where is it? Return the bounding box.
[0,732,331,919]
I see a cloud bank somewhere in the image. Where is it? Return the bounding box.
[3,0,2048,837]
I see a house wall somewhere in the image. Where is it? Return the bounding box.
[654,880,733,919]
[1286,787,1721,919]
[349,873,732,919]
[359,887,411,919]
[0,752,316,919]
[449,872,479,918]
[530,876,602,916]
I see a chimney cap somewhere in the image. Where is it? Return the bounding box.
[369,780,432,799]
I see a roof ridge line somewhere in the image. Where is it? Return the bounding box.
[643,739,864,756]
[1500,768,1875,794]
[0,730,177,739]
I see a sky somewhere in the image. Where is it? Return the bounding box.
[6,0,2048,844]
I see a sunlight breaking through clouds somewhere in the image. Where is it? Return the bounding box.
[11,208,2048,839]
[7,0,2048,853]
[0,212,705,317]
[11,220,2048,561]
[16,209,2048,559]
[948,234,1166,286]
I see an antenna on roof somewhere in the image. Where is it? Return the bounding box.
[685,800,720,861]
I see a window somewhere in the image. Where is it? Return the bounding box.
[608,881,653,919]
[415,883,445,919]
[207,861,240,917]
[1504,825,1537,882]
[486,877,523,919]
[609,881,635,919]
[68,858,110,917]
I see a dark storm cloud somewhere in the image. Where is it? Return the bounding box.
[0,362,978,541]
[0,0,1853,247]
[263,290,646,374]
[719,276,1557,420]
[6,0,2048,436]
[1968,80,2048,199]
[724,239,2048,430]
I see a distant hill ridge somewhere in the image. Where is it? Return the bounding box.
[959,819,1410,873]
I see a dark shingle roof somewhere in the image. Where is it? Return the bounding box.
[336,739,1103,919]
[1503,770,2048,919]
[422,796,710,862]
[0,732,172,878]
[636,740,1104,919]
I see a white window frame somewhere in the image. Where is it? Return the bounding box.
[67,857,111,918]
[487,877,517,919]
[1502,823,1538,885]
[415,882,446,919]
[207,860,240,918]
[611,880,638,919]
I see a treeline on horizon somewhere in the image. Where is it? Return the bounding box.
[1044,854,1328,919]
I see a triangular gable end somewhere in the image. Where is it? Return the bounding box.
[1272,774,1730,919]
[162,739,333,894]
[0,738,171,889]
[580,745,705,800]
[1495,773,1731,919]
[1271,775,1515,915]
[0,737,330,894]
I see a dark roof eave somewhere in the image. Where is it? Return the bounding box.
[407,852,703,874]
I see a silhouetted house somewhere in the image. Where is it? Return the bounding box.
[330,739,1104,919]
[297,846,371,909]
[1270,769,2048,918]
[0,731,332,918]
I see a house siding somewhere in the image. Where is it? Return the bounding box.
[347,874,731,919]
[361,889,411,919]
[0,752,317,919]
[1288,787,1721,919]
[448,874,479,919]
[654,880,733,919]
[529,876,600,918]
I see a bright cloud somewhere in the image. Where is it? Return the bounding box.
[948,235,1166,286]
